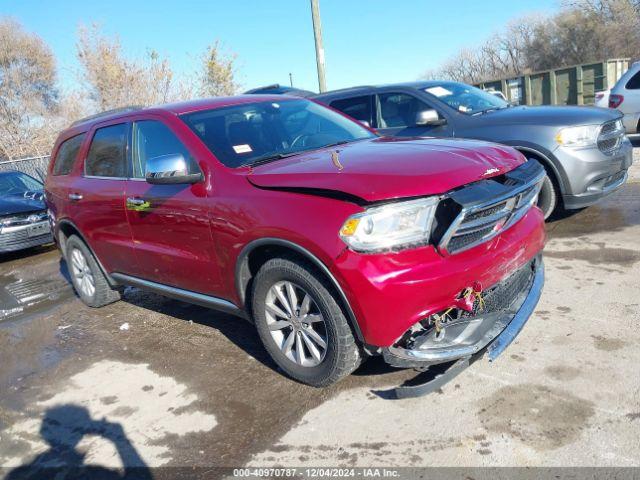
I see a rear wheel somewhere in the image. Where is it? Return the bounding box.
[251,257,362,387]
[66,235,121,307]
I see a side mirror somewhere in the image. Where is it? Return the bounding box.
[146,154,202,185]
[415,109,446,126]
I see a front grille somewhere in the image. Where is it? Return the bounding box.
[464,201,508,222]
[447,226,495,252]
[462,258,536,317]
[439,161,545,255]
[597,119,625,155]
[0,211,48,228]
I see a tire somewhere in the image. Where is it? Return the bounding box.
[536,172,559,220]
[251,257,362,387]
[66,235,121,308]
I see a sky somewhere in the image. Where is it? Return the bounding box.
[3,0,558,93]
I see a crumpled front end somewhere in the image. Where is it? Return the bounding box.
[332,160,547,351]
[383,254,544,367]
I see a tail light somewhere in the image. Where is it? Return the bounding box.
[609,94,624,109]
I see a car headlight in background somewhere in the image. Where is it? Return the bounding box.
[339,197,438,252]
[555,125,600,148]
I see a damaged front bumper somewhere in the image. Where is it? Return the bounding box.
[383,254,544,367]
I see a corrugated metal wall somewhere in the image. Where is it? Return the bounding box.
[475,59,630,106]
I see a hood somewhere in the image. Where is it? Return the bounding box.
[0,192,46,217]
[247,137,525,202]
[478,105,621,127]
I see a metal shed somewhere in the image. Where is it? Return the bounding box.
[475,59,630,106]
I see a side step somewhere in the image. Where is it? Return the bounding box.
[110,272,247,319]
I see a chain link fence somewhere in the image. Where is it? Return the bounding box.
[0,156,51,181]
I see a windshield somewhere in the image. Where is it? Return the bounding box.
[180,99,376,168]
[0,171,43,196]
[423,82,509,115]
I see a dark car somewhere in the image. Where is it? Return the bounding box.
[314,81,633,219]
[0,170,52,254]
[45,96,545,390]
[244,84,316,97]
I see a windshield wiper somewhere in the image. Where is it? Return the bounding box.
[241,151,301,168]
[472,104,511,116]
[241,140,357,168]
[321,139,351,149]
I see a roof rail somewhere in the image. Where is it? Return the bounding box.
[315,85,372,95]
[71,106,144,127]
[244,84,282,94]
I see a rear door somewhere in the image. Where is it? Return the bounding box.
[46,132,87,229]
[123,116,221,295]
[327,95,374,127]
[67,121,139,275]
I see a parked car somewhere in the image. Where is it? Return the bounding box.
[608,61,640,134]
[595,90,609,108]
[45,96,546,390]
[245,84,316,97]
[484,88,507,101]
[0,170,52,254]
[314,81,633,219]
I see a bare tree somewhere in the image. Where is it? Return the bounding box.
[76,24,187,111]
[423,0,640,83]
[197,41,238,97]
[0,17,59,160]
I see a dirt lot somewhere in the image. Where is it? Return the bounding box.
[1,145,639,476]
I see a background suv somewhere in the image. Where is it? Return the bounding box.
[45,96,545,389]
[608,61,640,134]
[314,81,633,219]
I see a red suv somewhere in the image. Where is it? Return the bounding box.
[45,96,545,390]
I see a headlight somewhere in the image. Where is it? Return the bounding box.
[339,197,438,252]
[555,125,600,148]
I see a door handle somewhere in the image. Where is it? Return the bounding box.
[127,197,146,206]
[68,193,83,201]
[126,197,151,211]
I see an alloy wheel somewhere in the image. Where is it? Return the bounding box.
[70,248,95,298]
[265,280,328,367]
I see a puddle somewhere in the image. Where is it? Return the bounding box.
[477,384,595,451]
[544,245,640,267]
[547,183,640,239]
[0,274,73,321]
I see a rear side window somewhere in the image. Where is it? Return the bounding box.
[626,70,640,90]
[85,124,127,178]
[52,133,85,176]
[330,96,373,125]
[131,120,196,179]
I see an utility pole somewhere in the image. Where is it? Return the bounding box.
[310,0,327,92]
[289,72,294,87]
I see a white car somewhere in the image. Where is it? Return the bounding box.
[609,61,640,134]
[595,90,609,108]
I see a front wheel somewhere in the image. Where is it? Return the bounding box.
[251,257,362,387]
[536,173,559,220]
